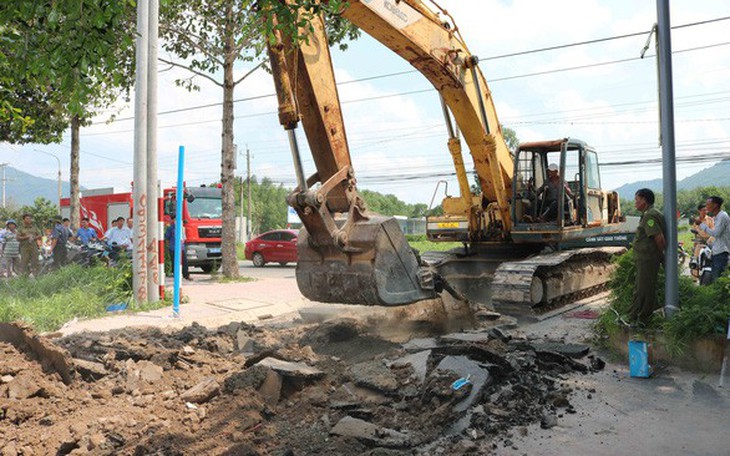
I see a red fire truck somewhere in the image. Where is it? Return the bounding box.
[60,185,223,273]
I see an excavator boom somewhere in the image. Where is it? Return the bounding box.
[266,1,624,314]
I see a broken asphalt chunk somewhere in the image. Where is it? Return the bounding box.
[535,351,589,374]
[389,350,431,385]
[440,332,493,345]
[330,416,411,448]
[349,361,399,393]
[255,357,324,379]
[530,342,590,359]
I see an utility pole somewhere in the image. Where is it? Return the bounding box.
[0,163,7,208]
[247,145,252,240]
[656,0,679,318]
[236,145,244,242]
[133,0,150,304]
[32,150,61,214]
[146,0,160,302]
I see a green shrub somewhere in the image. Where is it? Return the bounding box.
[595,249,730,354]
[0,261,162,332]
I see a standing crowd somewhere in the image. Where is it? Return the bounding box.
[629,189,729,326]
[0,214,135,277]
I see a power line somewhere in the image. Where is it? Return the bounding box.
[83,16,730,125]
[480,15,730,61]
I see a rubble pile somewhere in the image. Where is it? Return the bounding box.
[0,318,604,455]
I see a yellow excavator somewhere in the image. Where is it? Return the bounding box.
[266,0,626,318]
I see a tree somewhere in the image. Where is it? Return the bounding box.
[502,126,520,152]
[0,198,59,232]
[0,1,136,229]
[160,0,358,277]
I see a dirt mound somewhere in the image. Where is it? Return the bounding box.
[0,320,602,455]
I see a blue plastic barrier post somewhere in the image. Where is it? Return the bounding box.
[173,145,185,316]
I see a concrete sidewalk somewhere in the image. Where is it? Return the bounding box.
[58,277,308,336]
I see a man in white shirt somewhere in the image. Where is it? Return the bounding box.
[700,195,730,283]
[103,217,132,251]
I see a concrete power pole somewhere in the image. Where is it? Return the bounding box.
[247,146,252,239]
[236,145,244,242]
[0,163,7,208]
[146,0,160,302]
[656,0,679,318]
[133,0,149,304]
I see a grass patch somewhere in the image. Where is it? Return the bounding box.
[406,234,462,253]
[0,262,167,332]
[595,249,730,355]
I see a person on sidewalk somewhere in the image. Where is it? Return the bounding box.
[700,195,730,282]
[1,220,20,277]
[16,214,41,276]
[628,188,666,325]
[165,219,191,280]
[51,218,70,269]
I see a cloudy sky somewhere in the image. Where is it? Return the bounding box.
[2,0,729,205]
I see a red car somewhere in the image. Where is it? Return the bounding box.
[244,229,298,267]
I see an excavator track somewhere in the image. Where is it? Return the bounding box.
[490,247,626,318]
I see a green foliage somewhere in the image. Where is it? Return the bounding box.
[160,0,358,91]
[229,177,433,235]
[360,189,435,218]
[231,176,290,234]
[0,262,157,332]
[0,197,59,231]
[0,0,136,138]
[502,126,520,152]
[595,249,730,354]
[0,83,69,144]
[409,239,461,253]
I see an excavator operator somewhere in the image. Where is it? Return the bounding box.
[537,163,574,222]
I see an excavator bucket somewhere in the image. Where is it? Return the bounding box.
[295,216,437,306]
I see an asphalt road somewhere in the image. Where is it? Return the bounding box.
[185,260,296,281]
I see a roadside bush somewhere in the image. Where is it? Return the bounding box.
[595,249,730,353]
[0,261,162,332]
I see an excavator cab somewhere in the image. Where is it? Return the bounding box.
[511,138,622,244]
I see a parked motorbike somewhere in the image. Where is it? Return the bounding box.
[39,240,115,274]
[689,229,713,285]
[75,240,114,267]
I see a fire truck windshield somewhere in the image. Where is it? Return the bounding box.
[186,197,222,219]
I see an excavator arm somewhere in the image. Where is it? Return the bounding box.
[267,0,516,306]
[267,7,439,306]
[341,0,514,236]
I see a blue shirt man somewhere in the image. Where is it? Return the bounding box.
[76,218,98,245]
[165,220,190,280]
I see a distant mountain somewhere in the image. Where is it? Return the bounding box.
[1,166,81,207]
[613,159,730,197]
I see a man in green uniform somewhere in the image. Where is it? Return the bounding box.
[629,188,667,325]
[17,213,41,276]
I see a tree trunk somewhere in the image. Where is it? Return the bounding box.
[70,115,81,230]
[220,7,239,279]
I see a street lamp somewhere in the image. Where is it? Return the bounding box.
[32,149,62,214]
